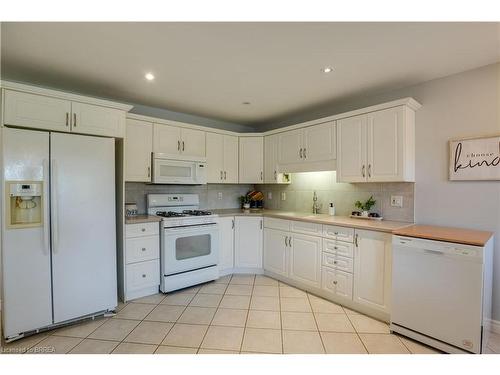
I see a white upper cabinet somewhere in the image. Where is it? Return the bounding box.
[337,105,415,182]
[206,133,238,183]
[302,122,336,162]
[71,102,125,137]
[3,89,128,137]
[353,229,391,314]
[239,136,264,183]
[264,134,289,184]
[278,129,303,165]
[125,119,153,182]
[153,123,206,160]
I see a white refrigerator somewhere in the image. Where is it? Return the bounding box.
[2,127,117,340]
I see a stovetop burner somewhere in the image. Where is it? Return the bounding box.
[156,211,186,218]
[182,210,212,216]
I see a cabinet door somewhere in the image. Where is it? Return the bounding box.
[206,132,225,183]
[337,115,367,182]
[4,90,71,132]
[353,229,391,313]
[278,129,303,165]
[153,123,181,155]
[367,107,404,182]
[125,119,153,182]
[234,217,263,269]
[71,102,125,137]
[223,135,239,183]
[321,267,353,300]
[218,217,235,271]
[264,135,278,183]
[303,121,336,162]
[263,228,288,277]
[238,137,264,183]
[289,234,321,288]
[181,128,206,158]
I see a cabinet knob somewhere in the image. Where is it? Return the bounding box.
[334,232,339,235]
[141,228,146,232]
[333,260,337,264]
[141,247,146,251]
[333,280,338,285]
[142,274,146,278]
[334,246,338,250]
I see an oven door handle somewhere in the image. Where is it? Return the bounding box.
[164,223,218,233]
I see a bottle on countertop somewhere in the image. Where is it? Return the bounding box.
[328,202,336,216]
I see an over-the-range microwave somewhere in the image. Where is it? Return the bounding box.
[152,153,207,184]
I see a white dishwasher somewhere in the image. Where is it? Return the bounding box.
[391,235,492,354]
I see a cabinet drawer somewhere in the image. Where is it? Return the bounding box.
[290,220,322,236]
[126,260,160,292]
[126,222,159,238]
[322,267,353,300]
[322,253,354,273]
[322,238,354,258]
[322,225,354,243]
[125,236,159,264]
[264,217,290,231]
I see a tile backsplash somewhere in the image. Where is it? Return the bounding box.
[255,171,415,222]
[125,182,253,214]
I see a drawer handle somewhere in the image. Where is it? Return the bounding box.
[334,232,339,235]
[332,280,338,285]
[334,246,338,250]
[333,261,338,264]
[141,228,146,232]
[141,247,146,251]
[142,274,146,278]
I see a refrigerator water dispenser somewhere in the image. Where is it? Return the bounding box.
[7,182,43,227]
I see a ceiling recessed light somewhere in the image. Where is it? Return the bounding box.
[322,67,334,73]
[145,72,155,81]
[242,102,251,105]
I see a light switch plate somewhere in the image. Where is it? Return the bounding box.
[281,192,286,201]
[267,192,272,200]
[217,192,223,200]
[391,195,403,208]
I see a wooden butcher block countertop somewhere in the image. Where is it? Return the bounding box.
[393,224,493,246]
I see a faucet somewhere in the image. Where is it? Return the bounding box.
[312,191,320,214]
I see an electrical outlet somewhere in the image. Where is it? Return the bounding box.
[267,192,273,200]
[217,192,223,200]
[281,192,286,201]
[391,195,403,208]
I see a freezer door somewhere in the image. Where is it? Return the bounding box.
[2,128,52,338]
[50,133,117,323]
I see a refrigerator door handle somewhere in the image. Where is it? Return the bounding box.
[51,159,59,254]
[42,159,50,255]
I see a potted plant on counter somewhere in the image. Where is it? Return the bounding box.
[239,195,251,209]
[354,196,376,217]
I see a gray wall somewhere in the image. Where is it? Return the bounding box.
[256,172,414,222]
[265,63,500,321]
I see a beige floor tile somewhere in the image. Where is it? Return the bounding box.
[214,275,232,284]
[359,334,410,354]
[30,335,82,354]
[201,326,244,351]
[281,312,317,331]
[69,338,119,354]
[280,285,307,298]
[1,333,49,354]
[230,274,255,285]
[145,305,185,323]
[116,301,128,312]
[487,332,500,353]
[219,295,251,309]
[51,317,108,338]
[212,308,248,327]
[320,332,367,354]
[130,293,166,305]
[280,297,312,312]
[178,306,216,325]
[197,348,239,354]
[246,310,281,329]
[225,284,253,296]
[252,285,279,297]
[199,283,228,295]
[89,318,139,341]
[254,275,279,286]
[162,323,208,348]
[315,313,355,332]
[155,345,198,354]
[282,330,325,354]
[115,303,156,320]
[124,321,173,345]
[399,336,442,354]
[343,307,361,315]
[241,328,282,354]
[348,315,390,334]
[250,296,280,311]
[189,293,223,307]
[112,342,157,354]
[178,285,202,294]
[161,293,196,306]
[308,295,344,313]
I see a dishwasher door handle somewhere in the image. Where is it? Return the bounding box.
[423,249,444,256]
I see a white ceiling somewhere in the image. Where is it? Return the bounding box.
[1,22,499,126]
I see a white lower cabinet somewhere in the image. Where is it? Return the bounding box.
[218,217,235,272]
[288,234,322,288]
[353,229,392,313]
[322,267,353,299]
[234,216,263,269]
[263,228,289,277]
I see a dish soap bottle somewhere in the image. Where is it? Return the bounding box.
[328,202,336,216]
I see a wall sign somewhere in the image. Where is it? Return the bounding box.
[449,135,500,181]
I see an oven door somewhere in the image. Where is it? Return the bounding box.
[153,158,201,184]
[162,223,219,275]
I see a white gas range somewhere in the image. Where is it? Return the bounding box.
[147,194,220,292]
